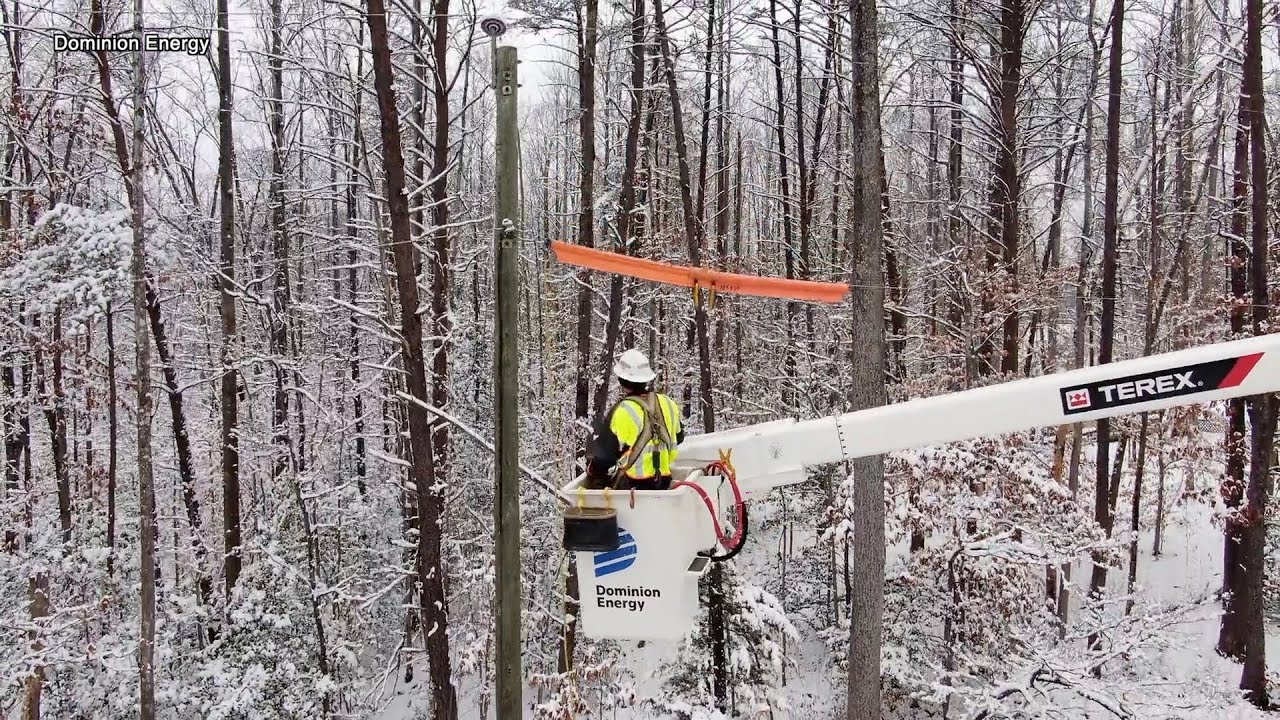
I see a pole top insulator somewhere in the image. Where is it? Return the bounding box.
[480,16,507,38]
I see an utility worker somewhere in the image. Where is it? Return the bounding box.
[586,349,684,490]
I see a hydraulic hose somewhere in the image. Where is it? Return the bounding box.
[704,505,748,562]
[671,457,747,562]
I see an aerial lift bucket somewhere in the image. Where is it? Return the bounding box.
[560,470,727,640]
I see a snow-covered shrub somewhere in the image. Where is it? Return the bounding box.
[190,538,336,719]
[650,561,797,718]
[0,517,160,719]
[0,204,132,326]
[752,463,845,630]
[530,647,629,719]
[835,431,1105,713]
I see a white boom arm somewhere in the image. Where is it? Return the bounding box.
[674,334,1280,493]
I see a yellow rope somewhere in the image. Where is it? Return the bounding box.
[692,283,721,309]
[718,447,735,477]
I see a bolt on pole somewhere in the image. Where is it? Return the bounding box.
[488,21,523,719]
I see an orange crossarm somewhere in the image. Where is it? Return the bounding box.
[550,241,850,304]
[695,268,850,303]
[551,241,695,288]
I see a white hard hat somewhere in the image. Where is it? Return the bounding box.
[614,348,657,383]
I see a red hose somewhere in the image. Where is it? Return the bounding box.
[672,458,746,551]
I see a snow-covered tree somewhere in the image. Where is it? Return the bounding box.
[650,561,797,718]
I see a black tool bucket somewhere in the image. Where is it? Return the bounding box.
[563,506,620,552]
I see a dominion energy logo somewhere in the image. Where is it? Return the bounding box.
[593,527,637,577]
[591,528,662,611]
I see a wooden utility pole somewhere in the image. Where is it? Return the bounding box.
[489,28,523,720]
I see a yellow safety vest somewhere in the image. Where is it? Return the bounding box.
[609,393,681,479]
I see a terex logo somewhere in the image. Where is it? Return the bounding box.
[1097,371,1197,402]
[1060,353,1263,416]
[593,527,637,577]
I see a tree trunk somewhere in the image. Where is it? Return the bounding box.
[1061,0,1102,637]
[131,3,156,713]
[695,0,716,228]
[1048,424,1068,608]
[654,0,721,707]
[563,0,600,673]
[346,81,367,497]
[1123,70,1159,615]
[364,1,457,715]
[37,311,71,547]
[1110,437,1128,509]
[90,0,156,709]
[945,0,966,355]
[10,324,42,720]
[1238,0,1272,702]
[1154,423,1166,556]
[288,454,333,714]
[766,0,798,407]
[425,20,455,705]
[1218,13,1254,661]
[1199,0,1230,303]
[23,571,48,720]
[702,3,731,709]
[575,0,599,413]
[1168,0,1193,308]
[216,0,242,599]
[846,0,888,713]
[0,40,19,559]
[712,4,729,354]
[1126,413,1149,615]
[142,276,212,606]
[653,0,713,431]
[268,0,292,484]
[1087,0,1123,672]
[990,0,1025,376]
[106,306,118,573]
[2,360,18,554]
[796,2,836,384]
[589,0,638,419]
[709,560,728,712]
[882,186,907,380]
[1240,397,1275,704]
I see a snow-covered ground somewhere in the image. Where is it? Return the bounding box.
[1091,502,1280,720]
[372,498,1277,719]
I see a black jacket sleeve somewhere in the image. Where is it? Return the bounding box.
[675,397,685,445]
[587,412,622,481]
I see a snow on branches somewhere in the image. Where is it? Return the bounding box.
[1,204,132,327]
[649,561,797,719]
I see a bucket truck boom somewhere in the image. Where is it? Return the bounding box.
[675,334,1275,493]
[564,334,1280,640]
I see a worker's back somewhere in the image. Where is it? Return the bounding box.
[606,391,682,487]
[586,349,685,489]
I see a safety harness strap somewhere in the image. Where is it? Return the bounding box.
[611,393,673,484]
[640,392,675,451]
